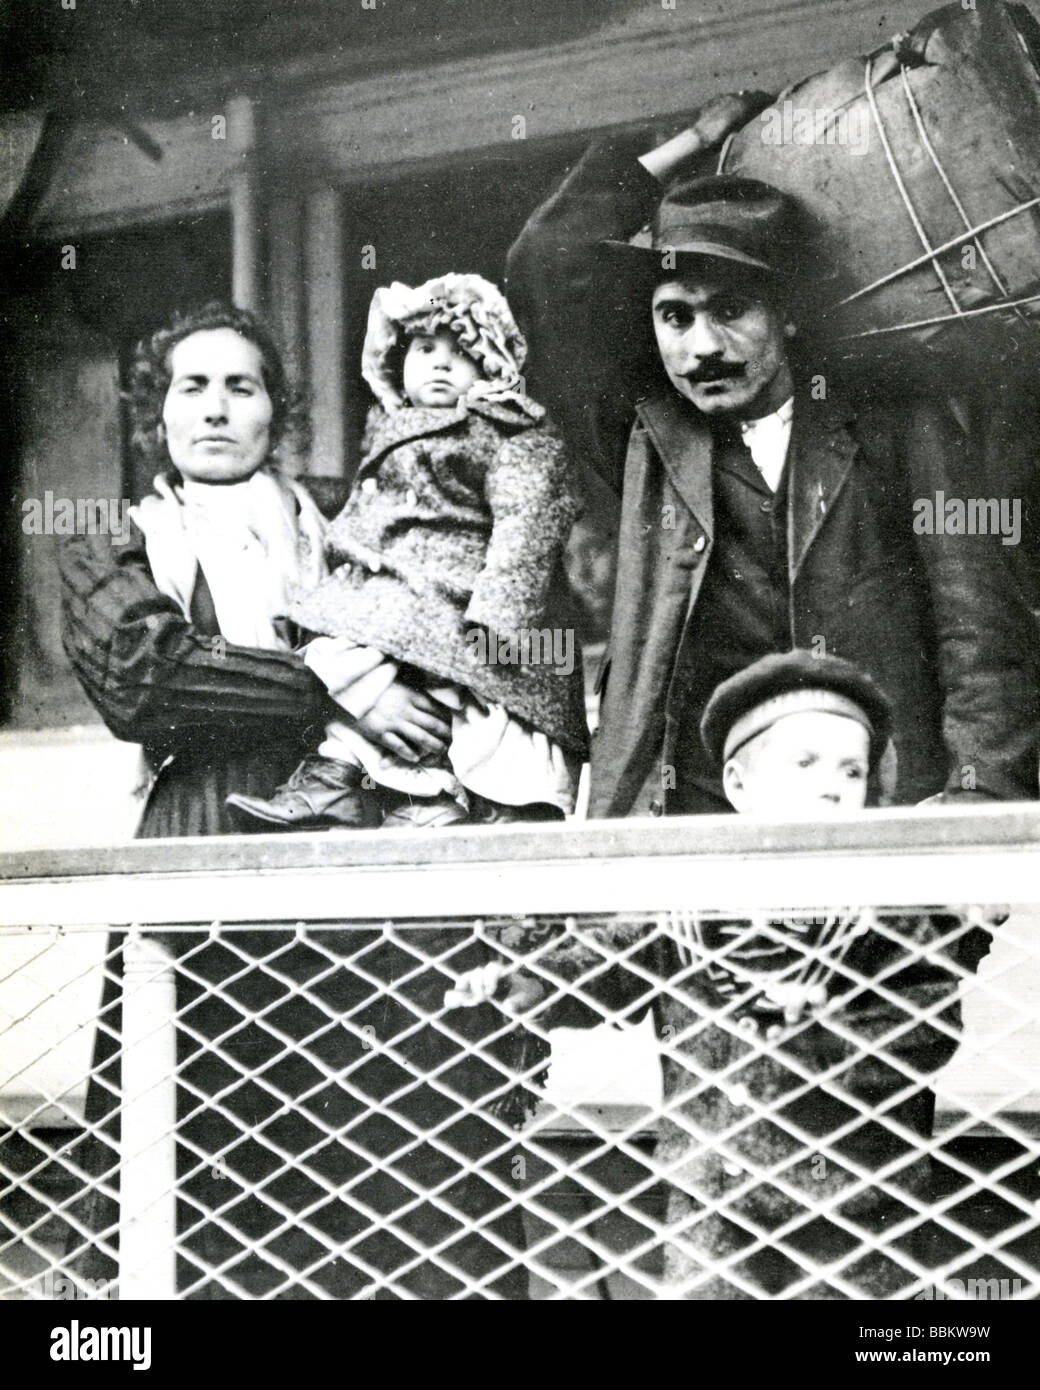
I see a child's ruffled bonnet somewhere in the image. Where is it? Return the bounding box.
[361,273,535,414]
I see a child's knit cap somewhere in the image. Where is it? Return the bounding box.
[361,273,529,411]
[701,649,893,772]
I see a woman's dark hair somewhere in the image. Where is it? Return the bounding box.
[127,301,304,472]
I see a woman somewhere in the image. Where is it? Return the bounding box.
[62,304,331,836]
[60,303,532,1299]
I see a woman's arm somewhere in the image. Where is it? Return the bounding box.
[59,521,328,749]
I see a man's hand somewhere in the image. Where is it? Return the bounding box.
[638,91,773,184]
[444,962,547,1013]
[354,680,452,764]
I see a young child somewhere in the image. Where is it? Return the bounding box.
[449,650,981,1298]
[230,273,588,830]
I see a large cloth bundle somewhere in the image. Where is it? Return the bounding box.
[718,0,1040,374]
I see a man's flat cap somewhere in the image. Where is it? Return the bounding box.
[700,649,894,770]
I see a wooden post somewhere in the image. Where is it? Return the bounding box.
[119,929,178,1300]
[268,193,308,473]
[228,95,262,313]
[304,186,347,477]
[268,194,306,377]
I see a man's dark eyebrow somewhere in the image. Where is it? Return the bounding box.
[652,290,748,313]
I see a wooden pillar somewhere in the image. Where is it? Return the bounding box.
[119,929,178,1300]
[268,194,306,377]
[228,95,263,313]
[268,194,307,472]
[304,186,347,478]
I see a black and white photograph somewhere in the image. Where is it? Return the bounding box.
[1,0,1039,1340]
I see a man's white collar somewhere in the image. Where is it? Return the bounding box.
[738,396,795,492]
[739,395,795,434]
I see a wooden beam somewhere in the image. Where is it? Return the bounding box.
[7,0,928,238]
[3,106,231,239]
[1,805,1039,922]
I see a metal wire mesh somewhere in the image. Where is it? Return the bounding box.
[2,878,1038,1301]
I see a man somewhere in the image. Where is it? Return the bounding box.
[506,112,1040,815]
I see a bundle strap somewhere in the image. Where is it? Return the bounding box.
[719,49,1040,341]
[898,63,1012,305]
[861,53,963,319]
[832,50,1040,340]
[833,199,1040,308]
[836,290,1040,340]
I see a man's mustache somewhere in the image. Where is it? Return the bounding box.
[684,360,747,384]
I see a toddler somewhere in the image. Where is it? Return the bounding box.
[230,274,587,829]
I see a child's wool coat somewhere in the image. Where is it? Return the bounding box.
[291,396,589,755]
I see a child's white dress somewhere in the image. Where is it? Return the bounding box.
[307,636,580,812]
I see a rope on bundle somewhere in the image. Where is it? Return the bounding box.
[861,53,964,320]
[828,51,1040,342]
[898,63,1014,306]
[833,200,1040,307]
[836,290,1040,340]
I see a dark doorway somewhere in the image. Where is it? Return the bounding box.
[2,210,230,728]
